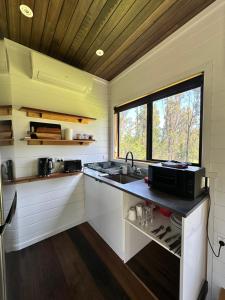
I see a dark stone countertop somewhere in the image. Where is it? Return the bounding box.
[83,167,208,218]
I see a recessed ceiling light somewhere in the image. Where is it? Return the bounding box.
[20,4,33,18]
[96,49,104,56]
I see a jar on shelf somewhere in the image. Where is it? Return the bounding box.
[64,128,73,140]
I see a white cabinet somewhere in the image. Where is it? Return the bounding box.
[84,175,124,260]
[180,201,208,300]
[84,175,101,233]
[85,174,208,300]
[124,193,208,300]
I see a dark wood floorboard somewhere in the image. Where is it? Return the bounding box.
[6,223,156,300]
[51,233,105,300]
[79,223,157,300]
[127,241,180,300]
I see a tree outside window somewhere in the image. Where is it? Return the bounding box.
[152,87,201,163]
[116,75,203,165]
[119,105,147,160]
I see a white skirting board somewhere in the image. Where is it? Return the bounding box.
[5,217,86,252]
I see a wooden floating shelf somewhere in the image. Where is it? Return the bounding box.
[0,105,12,116]
[3,172,82,185]
[125,210,181,259]
[0,139,14,146]
[19,106,96,124]
[22,139,95,145]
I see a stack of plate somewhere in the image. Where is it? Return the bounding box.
[170,214,182,230]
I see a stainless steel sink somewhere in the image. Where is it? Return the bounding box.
[104,174,141,184]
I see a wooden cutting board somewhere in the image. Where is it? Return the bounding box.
[0,120,12,132]
[35,133,62,140]
[36,127,61,134]
[30,121,62,140]
[0,131,12,139]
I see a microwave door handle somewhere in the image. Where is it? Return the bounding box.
[0,191,17,235]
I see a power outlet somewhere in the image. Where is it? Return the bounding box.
[218,234,225,244]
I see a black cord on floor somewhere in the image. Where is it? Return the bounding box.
[207,195,224,258]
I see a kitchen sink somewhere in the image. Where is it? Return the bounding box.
[104,174,141,184]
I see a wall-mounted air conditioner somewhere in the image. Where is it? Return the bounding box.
[31,52,93,94]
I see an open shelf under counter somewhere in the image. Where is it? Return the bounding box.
[3,172,82,185]
[125,210,181,259]
[21,139,95,145]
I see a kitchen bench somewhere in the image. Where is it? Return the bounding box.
[84,167,208,300]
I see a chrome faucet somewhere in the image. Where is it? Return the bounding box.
[125,151,134,168]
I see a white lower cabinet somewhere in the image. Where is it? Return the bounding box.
[84,175,208,300]
[123,194,208,300]
[84,175,124,259]
[84,175,101,233]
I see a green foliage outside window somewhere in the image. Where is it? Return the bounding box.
[118,87,201,164]
[152,87,201,163]
[119,105,147,160]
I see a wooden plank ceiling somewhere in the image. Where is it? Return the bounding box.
[0,0,215,80]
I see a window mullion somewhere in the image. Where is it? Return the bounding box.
[147,102,152,160]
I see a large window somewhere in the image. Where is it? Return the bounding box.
[115,75,203,165]
[119,105,147,160]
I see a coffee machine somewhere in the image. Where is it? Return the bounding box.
[38,158,53,177]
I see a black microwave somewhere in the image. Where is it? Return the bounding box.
[148,163,206,199]
[64,160,82,173]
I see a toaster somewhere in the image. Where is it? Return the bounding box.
[64,160,82,173]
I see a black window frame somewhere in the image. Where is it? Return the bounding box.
[114,74,204,166]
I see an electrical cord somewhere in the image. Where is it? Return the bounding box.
[207,194,225,257]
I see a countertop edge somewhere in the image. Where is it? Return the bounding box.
[3,171,82,185]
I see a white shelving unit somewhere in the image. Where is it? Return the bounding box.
[125,209,181,258]
[84,174,208,300]
[123,192,208,300]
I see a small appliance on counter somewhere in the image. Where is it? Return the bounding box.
[64,160,82,173]
[148,162,206,199]
[38,158,54,177]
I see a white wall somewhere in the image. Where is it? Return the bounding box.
[109,1,225,299]
[0,40,14,163]
[0,39,109,251]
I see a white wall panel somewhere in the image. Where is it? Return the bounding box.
[109,1,225,298]
[0,40,109,251]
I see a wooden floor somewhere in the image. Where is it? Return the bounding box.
[6,223,156,300]
[127,242,180,300]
